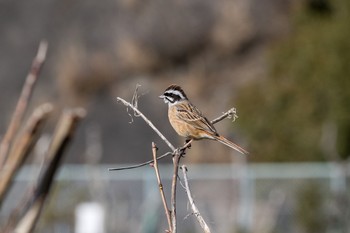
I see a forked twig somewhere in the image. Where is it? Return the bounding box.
[167,140,192,233]
[0,41,48,168]
[109,90,240,233]
[181,165,211,233]
[109,140,193,171]
[151,142,172,232]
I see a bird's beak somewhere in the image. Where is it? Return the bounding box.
[159,95,165,99]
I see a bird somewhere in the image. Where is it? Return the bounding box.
[159,84,248,155]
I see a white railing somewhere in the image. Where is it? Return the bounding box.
[8,162,350,233]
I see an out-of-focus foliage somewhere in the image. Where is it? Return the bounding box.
[296,182,327,233]
[237,0,350,162]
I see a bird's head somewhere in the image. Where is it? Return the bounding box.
[159,84,188,105]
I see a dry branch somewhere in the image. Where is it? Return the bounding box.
[181,165,211,233]
[0,103,53,204]
[110,92,240,233]
[13,108,85,233]
[0,41,48,168]
[211,107,238,124]
[108,152,172,171]
[168,140,193,233]
[152,142,172,232]
[170,151,181,233]
[108,107,236,171]
[116,97,176,151]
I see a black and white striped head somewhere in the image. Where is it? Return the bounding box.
[159,84,188,105]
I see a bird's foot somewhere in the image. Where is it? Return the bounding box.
[184,139,192,149]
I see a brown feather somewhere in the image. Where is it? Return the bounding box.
[214,135,249,155]
[175,101,218,135]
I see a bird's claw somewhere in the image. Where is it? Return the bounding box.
[185,139,192,149]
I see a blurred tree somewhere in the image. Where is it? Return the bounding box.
[236,0,350,162]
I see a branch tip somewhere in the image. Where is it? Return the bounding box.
[37,40,48,62]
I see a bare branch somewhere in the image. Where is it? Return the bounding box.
[116,97,176,151]
[152,142,172,232]
[108,89,241,233]
[170,153,180,233]
[109,92,238,172]
[211,107,238,125]
[168,139,193,233]
[0,41,48,168]
[181,165,211,233]
[14,108,85,233]
[108,140,193,171]
[108,152,172,171]
[110,95,195,233]
[108,105,238,172]
[0,103,53,204]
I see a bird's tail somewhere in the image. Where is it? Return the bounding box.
[214,135,249,155]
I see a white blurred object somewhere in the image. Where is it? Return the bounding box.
[75,202,105,233]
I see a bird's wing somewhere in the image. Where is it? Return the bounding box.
[175,101,218,135]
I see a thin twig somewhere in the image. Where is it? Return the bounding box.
[211,107,238,125]
[108,152,172,171]
[181,165,211,233]
[130,84,141,117]
[116,97,176,151]
[108,140,193,171]
[0,41,48,168]
[126,84,141,123]
[151,142,172,232]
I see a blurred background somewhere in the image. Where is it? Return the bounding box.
[1,0,350,232]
